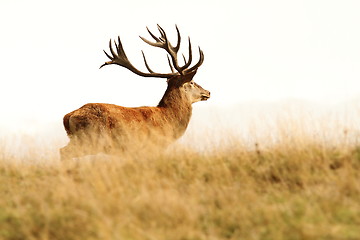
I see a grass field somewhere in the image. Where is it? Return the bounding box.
[1,106,360,240]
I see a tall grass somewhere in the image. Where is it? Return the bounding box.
[1,105,360,240]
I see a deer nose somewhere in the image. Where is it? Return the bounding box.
[202,90,210,100]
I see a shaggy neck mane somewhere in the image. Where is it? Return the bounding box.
[157,83,193,137]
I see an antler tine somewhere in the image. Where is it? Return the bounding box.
[103,49,113,61]
[180,37,192,70]
[157,24,167,41]
[114,39,122,60]
[99,39,117,68]
[140,27,163,47]
[146,26,161,42]
[174,25,181,52]
[114,40,119,54]
[167,55,175,73]
[141,50,154,73]
[116,36,126,58]
[185,47,204,73]
[109,39,117,59]
[139,36,161,48]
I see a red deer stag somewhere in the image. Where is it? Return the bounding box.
[60,25,210,160]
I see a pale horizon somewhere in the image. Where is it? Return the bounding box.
[1,0,360,143]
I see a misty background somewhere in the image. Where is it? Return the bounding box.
[1,0,360,153]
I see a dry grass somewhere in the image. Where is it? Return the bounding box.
[1,108,360,240]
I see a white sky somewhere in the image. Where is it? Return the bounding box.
[1,0,360,137]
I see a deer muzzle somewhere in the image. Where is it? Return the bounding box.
[201,90,210,101]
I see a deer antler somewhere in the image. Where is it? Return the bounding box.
[100,36,174,78]
[100,25,204,78]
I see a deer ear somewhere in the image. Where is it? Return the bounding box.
[183,69,198,82]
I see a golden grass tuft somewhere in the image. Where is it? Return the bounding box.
[1,141,360,240]
[1,107,360,240]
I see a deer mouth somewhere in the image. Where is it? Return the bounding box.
[201,94,210,101]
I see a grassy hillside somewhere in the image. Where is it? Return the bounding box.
[1,133,360,240]
[1,102,360,240]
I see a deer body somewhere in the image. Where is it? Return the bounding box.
[60,25,210,160]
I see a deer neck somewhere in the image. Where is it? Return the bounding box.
[157,86,192,137]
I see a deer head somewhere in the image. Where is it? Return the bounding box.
[99,25,210,106]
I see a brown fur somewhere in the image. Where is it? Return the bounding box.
[64,102,191,141]
[60,73,209,160]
